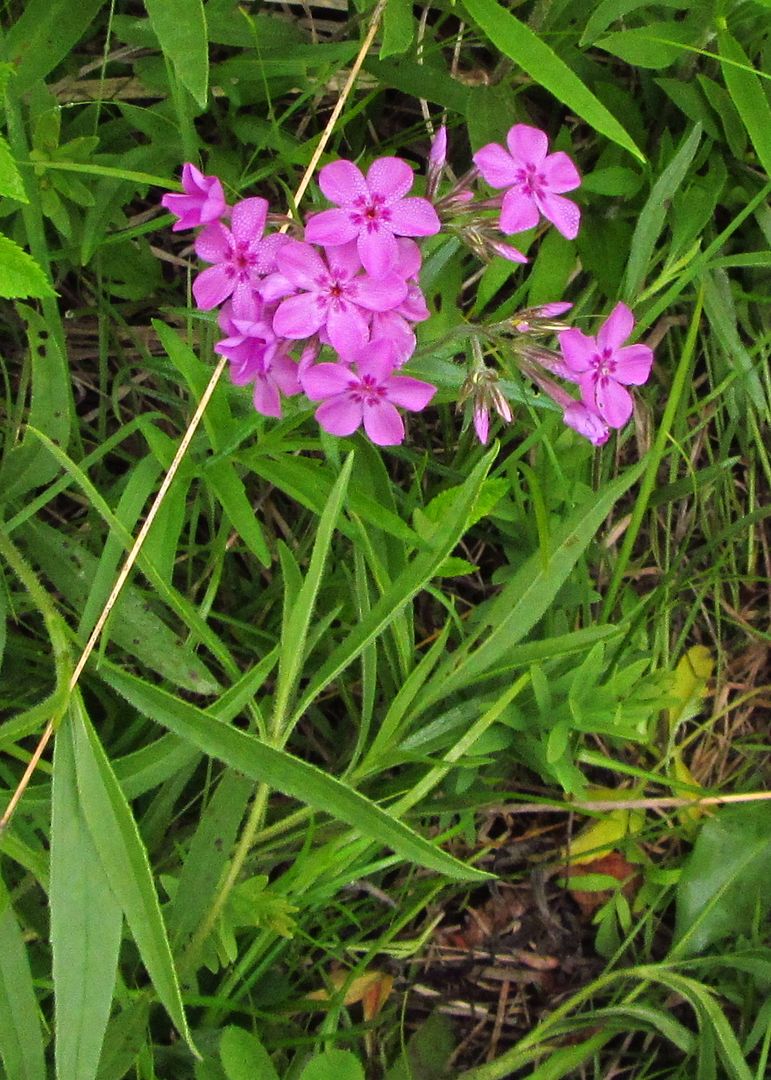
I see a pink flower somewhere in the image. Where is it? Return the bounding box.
[161,163,227,232]
[215,317,300,419]
[193,198,275,311]
[270,239,407,355]
[558,303,653,428]
[304,157,440,278]
[302,339,436,445]
[562,402,610,446]
[473,124,581,240]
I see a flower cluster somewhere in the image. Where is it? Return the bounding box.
[161,125,652,448]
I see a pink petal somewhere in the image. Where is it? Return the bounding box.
[590,378,633,428]
[276,239,326,290]
[558,328,597,376]
[318,159,368,206]
[598,302,634,352]
[254,233,289,275]
[358,227,398,278]
[384,374,436,412]
[195,222,231,264]
[356,338,399,382]
[541,151,581,194]
[259,272,295,303]
[366,157,414,203]
[180,163,206,192]
[474,405,490,445]
[490,240,528,264]
[506,124,549,166]
[499,189,540,235]
[327,305,370,355]
[193,265,233,310]
[316,395,363,436]
[253,378,282,418]
[355,273,407,312]
[613,344,653,386]
[388,197,440,238]
[273,293,325,338]
[536,192,581,240]
[362,399,405,445]
[563,402,609,446]
[394,237,422,280]
[326,239,363,278]
[397,283,429,322]
[302,362,355,400]
[270,352,301,396]
[305,208,359,247]
[370,312,416,365]
[230,197,267,245]
[473,143,519,188]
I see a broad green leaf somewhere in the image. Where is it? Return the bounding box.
[674,803,771,956]
[0,135,26,201]
[144,0,209,108]
[94,999,150,1080]
[52,721,122,1080]
[381,0,414,58]
[220,1026,279,1080]
[718,29,771,178]
[0,233,54,299]
[204,459,271,567]
[667,646,713,736]
[623,125,701,300]
[1,0,105,91]
[386,1012,455,1080]
[0,879,46,1080]
[580,0,691,46]
[364,57,470,113]
[462,0,644,161]
[70,697,197,1053]
[299,1050,365,1080]
[102,668,490,882]
[595,21,700,69]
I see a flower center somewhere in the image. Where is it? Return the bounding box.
[228,240,256,281]
[349,374,386,406]
[350,194,391,233]
[321,272,355,309]
[515,162,545,197]
[593,347,616,381]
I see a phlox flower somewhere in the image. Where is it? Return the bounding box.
[474,124,581,240]
[558,302,653,427]
[302,338,436,445]
[161,163,227,231]
[270,239,407,355]
[304,157,440,278]
[215,301,300,418]
[193,198,278,311]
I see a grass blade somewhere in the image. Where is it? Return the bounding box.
[0,878,46,1080]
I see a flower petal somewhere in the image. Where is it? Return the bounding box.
[305,208,359,247]
[319,159,368,206]
[327,304,370,355]
[355,273,407,312]
[506,124,549,166]
[230,197,268,245]
[270,352,301,396]
[195,222,231,264]
[541,151,581,194]
[563,402,609,445]
[474,405,490,445]
[598,302,634,352]
[316,395,363,436]
[366,157,414,203]
[363,399,405,445]
[558,328,597,376]
[393,237,422,280]
[499,189,540,235]
[388,197,440,238]
[384,374,436,412]
[252,378,282,418]
[536,192,581,239]
[273,293,325,338]
[325,239,363,279]
[302,362,356,400]
[591,378,633,428]
[276,239,326,290]
[193,264,233,309]
[613,344,653,386]
[369,312,416,365]
[358,227,398,278]
[473,143,519,188]
[356,338,399,382]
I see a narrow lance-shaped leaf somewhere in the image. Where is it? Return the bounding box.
[102,667,490,882]
[0,877,46,1080]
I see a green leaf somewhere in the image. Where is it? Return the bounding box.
[220,1026,280,1080]
[0,233,54,299]
[381,0,414,59]
[718,29,771,177]
[299,1050,365,1080]
[595,21,700,69]
[144,0,209,108]
[0,134,26,201]
[205,459,271,567]
[461,0,644,161]
[623,124,702,300]
[1,0,105,91]
[386,1012,455,1080]
[674,803,771,956]
[0,879,46,1080]
[69,696,197,1054]
[52,721,122,1080]
[102,667,490,882]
